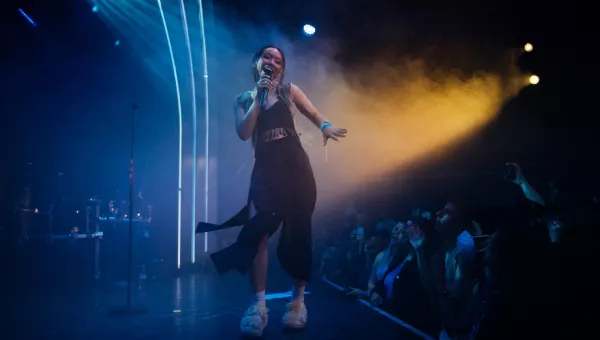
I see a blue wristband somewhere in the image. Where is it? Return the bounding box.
[320,122,333,131]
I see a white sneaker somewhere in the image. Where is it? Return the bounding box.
[240,303,268,337]
[282,299,307,329]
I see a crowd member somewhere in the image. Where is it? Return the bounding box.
[375,219,395,234]
[470,164,587,339]
[346,222,407,298]
[408,202,481,340]
[470,224,552,339]
[369,219,438,336]
[318,237,341,279]
[341,221,367,289]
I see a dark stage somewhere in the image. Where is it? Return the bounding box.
[3,262,425,340]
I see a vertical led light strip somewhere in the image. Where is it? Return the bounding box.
[179,0,197,264]
[198,0,210,252]
[157,0,184,268]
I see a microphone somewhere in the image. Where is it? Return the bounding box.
[259,65,274,110]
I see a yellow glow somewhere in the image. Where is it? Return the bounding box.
[529,75,540,85]
[524,43,533,52]
[296,60,523,199]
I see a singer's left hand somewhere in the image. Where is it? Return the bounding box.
[322,126,347,146]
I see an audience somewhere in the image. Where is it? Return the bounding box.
[319,163,586,340]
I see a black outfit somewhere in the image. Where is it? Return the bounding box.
[196,84,317,282]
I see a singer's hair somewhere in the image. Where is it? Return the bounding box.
[252,45,286,83]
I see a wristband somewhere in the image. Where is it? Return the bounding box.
[320,122,332,131]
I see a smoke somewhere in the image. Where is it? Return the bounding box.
[94,0,522,219]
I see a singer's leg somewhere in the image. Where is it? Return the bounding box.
[239,199,273,338]
[279,214,312,329]
[250,234,269,296]
[240,234,270,337]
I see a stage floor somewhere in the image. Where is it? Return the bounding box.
[4,267,428,340]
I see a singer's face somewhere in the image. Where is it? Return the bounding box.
[257,47,283,79]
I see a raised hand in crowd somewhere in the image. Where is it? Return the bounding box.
[506,162,546,206]
[406,222,425,250]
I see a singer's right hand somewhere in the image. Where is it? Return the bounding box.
[256,77,274,91]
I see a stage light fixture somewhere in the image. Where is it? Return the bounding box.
[529,75,539,85]
[303,24,315,36]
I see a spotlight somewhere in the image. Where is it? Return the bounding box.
[524,43,533,52]
[303,24,315,36]
[92,5,99,13]
[529,75,539,85]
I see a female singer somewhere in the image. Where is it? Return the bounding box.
[196,45,347,336]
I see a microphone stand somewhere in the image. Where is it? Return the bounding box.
[109,103,147,316]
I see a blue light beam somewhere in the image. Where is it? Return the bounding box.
[18,9,36,27]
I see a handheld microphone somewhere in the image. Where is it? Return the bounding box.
[259,65,274,110]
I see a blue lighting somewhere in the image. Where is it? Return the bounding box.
[114,40,120,46]
[303,24,315,36]
[265,291,311,300]
[18,9,36,27]
[92,5,99,13]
